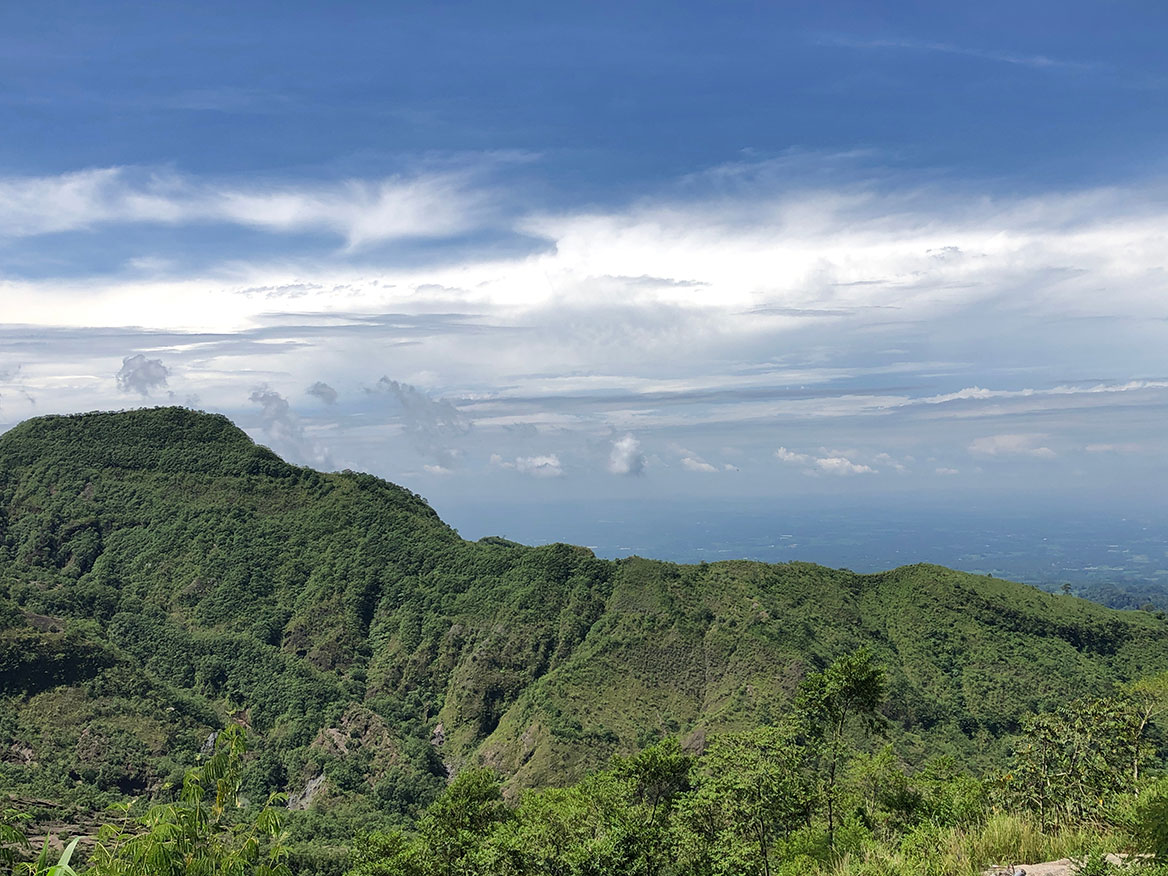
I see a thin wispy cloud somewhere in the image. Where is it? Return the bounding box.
[157,86,292,114]
[371,377,470,469]
[4,168,1168,333]
[818,33,1092,72]
[968,434,1056,459]
[1085,442,1149,454]
[668,443,724,474]
[248,387,334,469]
[0,166,496,248]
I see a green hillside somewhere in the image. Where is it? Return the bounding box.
[1,408,1166,849]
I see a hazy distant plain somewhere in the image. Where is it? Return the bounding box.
[447,499,1168,591]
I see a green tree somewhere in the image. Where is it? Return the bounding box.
[14,838,81,876]
[1121,670,1168,782]
[795,648,887,849]
[610,737,693,826]
[478,772,658,876]
[674,726,813,876]
[1007,696,1144,829]
[4,805,86,876]
[415,768,509,876]
[345,831,420,876]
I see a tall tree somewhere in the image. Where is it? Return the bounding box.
[795,648,887,849]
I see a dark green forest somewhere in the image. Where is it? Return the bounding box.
[3,408,1168,875]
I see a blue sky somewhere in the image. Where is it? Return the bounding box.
[2,2,1167,562]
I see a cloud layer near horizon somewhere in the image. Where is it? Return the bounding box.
[2,160,1166,512]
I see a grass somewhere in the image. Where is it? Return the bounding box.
[802,814,1120,876]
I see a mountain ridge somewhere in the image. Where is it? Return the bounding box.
[2,407,1166,830]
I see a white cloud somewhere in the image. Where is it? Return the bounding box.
[935,467,960,475]
[776,446,875,476]
[491,452,564,478]
[607,433,645,475]
[3,158,1168,455]
[670,443,720,473]
[920,381,1168,407]
[5,167,1168,334]
[517,455,563,477]
[775,447,813,465]
[814,456,875,475]
[968,433,1056,458]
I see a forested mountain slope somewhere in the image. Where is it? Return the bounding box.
[1,408,1166,831]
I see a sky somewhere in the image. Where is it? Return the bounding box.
[2,2,1167,568]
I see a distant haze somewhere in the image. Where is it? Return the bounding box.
[442,497,1168,590]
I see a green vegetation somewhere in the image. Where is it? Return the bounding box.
[7,659,1168,876]
[3,726,288,875]
[336,660,1168,876]
[1,407,1168,873]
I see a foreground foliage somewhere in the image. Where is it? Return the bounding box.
[4,657,1168,876]
[3,727,288,876]
[336,660,1168,876]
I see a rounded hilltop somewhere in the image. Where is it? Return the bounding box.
[0,406,290,478]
